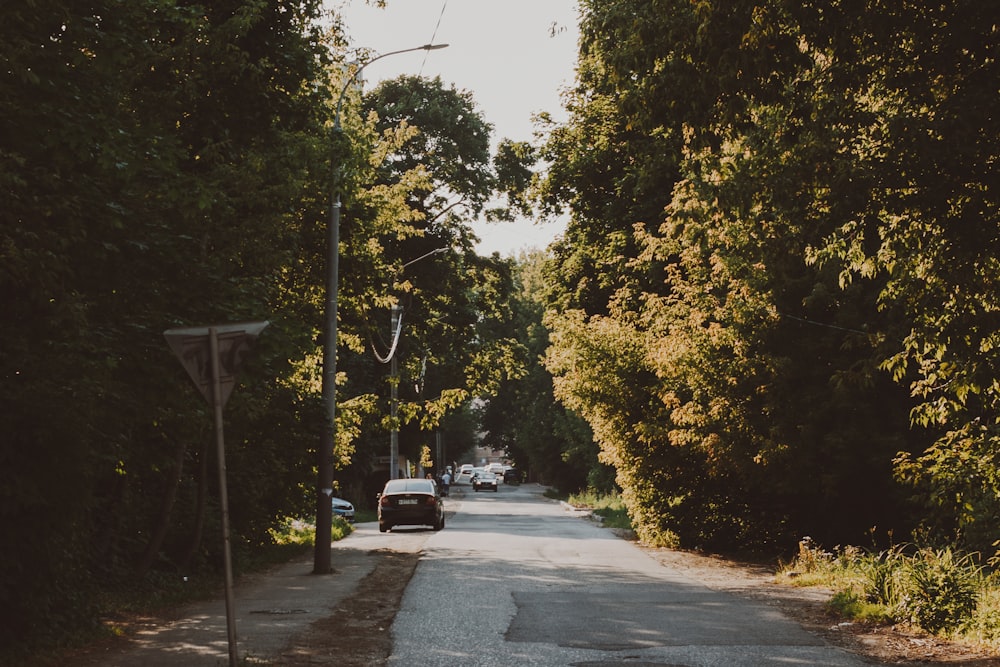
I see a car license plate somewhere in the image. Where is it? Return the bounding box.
[398,498,418,505]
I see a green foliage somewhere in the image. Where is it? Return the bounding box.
[901,548,982,634]
[785,538,990,639]
[828,590,896,625]
[269,516,353,547]
[567,490,633,530]
[856,546,908,610]
[962,581,1000,646]
[473,251,582,490]
[0,0,339,651]
[337,75,533,489]
[364,75,495,214]
[488,139,538,222]
[536,0,995,557]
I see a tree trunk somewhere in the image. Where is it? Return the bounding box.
[134,438,187,577]
[179,433,209,573]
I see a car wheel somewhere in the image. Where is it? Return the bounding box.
[494,486,498,492]
[434,516,444,531]
[379,522,390,533]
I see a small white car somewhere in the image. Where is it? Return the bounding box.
[455,464,477,485]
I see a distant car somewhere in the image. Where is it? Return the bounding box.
[331,497,355,522]
[458,466,485,485]
[485,463,505,476]
[503,468,522,484]
[377,478,444,532]
[455,464,476,485]
[472,471,499,492]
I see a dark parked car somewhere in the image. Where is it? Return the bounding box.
[503,468,521,484]
[472,471,499,492]
[377,478,444,533]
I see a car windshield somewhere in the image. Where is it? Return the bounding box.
[478,472,496,480]
[383,479,435,494]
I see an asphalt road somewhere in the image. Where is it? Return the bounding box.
[387,482,868,667]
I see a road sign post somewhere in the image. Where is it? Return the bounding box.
[164,321,268,667]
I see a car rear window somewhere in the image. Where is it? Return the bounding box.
[384,479,435,494]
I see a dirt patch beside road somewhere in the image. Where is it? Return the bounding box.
[278,549,420,666]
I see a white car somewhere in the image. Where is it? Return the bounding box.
[455,465,477,485]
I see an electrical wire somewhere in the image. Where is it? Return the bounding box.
[373,307,405,364]
[419,0,448,74]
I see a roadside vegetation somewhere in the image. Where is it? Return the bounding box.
[562,489,633,531]
[781,537,1000,651]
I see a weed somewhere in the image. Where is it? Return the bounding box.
[829,590,896,624]
[267,516,353,547]
[856,545,907,609]
[785,537,998,648]
[899,548,981,634]
[563,490,637,532]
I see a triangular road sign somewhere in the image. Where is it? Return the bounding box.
[164,321,269,407]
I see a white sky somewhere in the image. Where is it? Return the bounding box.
[329,0,580,256]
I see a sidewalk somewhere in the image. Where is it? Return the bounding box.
[78,524,406,666]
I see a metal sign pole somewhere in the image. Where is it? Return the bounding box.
[389,306,400,479]
[164,320,267,667]
[210,327,239,667]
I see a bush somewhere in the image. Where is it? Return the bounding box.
[783,538,993,641]
[899,548,981,634]
[856,545,907,609]
[565,490,636,532]
[268,516,353,546]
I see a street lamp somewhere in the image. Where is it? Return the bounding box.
[315,43,449,575]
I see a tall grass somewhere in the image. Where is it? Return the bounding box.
[782,537,1000,649]
[566,490,633,530]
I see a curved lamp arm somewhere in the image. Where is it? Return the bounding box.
[334,43,449,130]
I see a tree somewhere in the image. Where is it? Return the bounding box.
[798,0,1000,552]
[480,250,603,493]
[536,0,937,551]
[0,0,331,649]
[316,75,530,486]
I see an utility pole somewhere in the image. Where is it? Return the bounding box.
[389,304,401,479]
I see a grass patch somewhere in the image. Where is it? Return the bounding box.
[268,515,352,546]
[565,490,634,530]
[780,536,1000,651]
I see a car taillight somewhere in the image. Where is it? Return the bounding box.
[425,496,437,506]
[380,495,391,507]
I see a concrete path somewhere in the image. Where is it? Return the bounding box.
[82,527,395,666]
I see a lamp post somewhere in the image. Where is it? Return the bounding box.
[315,43,449,575]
